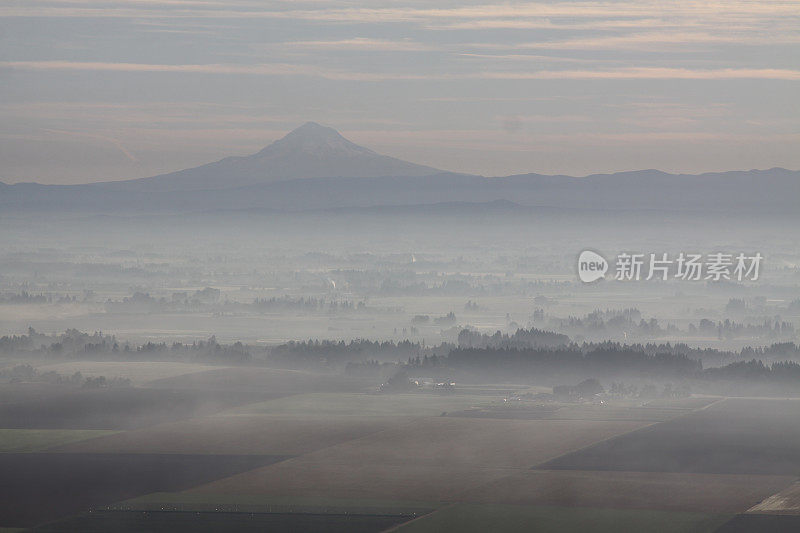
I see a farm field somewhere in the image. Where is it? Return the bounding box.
[0,387,279,429]
[539,398,800,475]
[34,510,413,533]
[0,428,118,452]
[458,470,795,513]
[449,402,694,422]
[641,397,721,409]
[281,416,650,469]
[189,460,511,503]
[147,367,368,394]
[1,376,799,531]
[714,514,800,532]
[0,382,78,404]
[230,392,509,418]
[0,453,287,528]
[112,491,437,515]
[3,28,800,532]
[33,361,220,385]
[185,415,651,503]
[393,504,731,533]
[748,481,800,514]
[176,396,800,532]
[53,414,405,455]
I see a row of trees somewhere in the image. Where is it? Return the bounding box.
[457,327,569,349]
[447,345,702,378]
[0,364,131,388]
[5,327,800,390]
[0,329,250,363]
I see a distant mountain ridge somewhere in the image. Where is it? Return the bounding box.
[2,168,798,216]
[100,122,441,192]
[0,123,797,215]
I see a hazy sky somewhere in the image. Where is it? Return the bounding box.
[1,0,798,184]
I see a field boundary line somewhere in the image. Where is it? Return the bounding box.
[529,419,661,470]
[696,397,727,411]
[530,396,730,470]
[379,503,456,533]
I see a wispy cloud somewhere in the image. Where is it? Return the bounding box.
[42,128,138,162]
[516,32,800,51]
[284,38,431,51]
[0,60,336,76]
[4,1,799,20]
[477,68,800,81]
[4,61,799,81]
[2,0,799,180]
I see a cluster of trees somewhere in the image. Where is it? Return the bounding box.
[694,359,800,395]
[457,327,570,349]
[607,381,689,399]
[690,318,794,339]
[464,300,480,311]
[0,329,250,363]
[378,279,475,296]
[378,370,419,393]
[553,378,605,400]
[702,359,800,382]
[0,328,114,355]
[740,342,800,359]
[411,312,457,326]
[114,336,251,363]
[558,308,642,329]
[345,355,448,379]
[555,310,669,340]
[447,345,702,378]
[549,307,795,343]
[406,354,445,369]
[5,325,800,393]
[104,288,221,314]
[160,337,251,363]
[0,364,130,388]
[727,298,800,316]
[102,291,400,316]
[415,340,800,392]
[269,339,435,370]
[0,291,79,304]
[344,359,392,378]
[253,296,367,313]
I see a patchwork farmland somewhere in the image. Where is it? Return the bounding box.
[1,362,797,531]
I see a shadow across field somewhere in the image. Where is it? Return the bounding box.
[34,510,412,533]
[147,367,368,394]
[458,470,794,514]
[538,399,800,476]
[714,514,800,532]
[0,453,289,528]
[0,387,278,429]
[394,503,730,533]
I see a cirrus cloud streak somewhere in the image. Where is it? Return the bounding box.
[3,61,800,81]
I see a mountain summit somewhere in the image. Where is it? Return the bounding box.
[256,122,376,158]
[108,122,441,192]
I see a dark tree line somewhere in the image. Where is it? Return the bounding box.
[0,328,250,363]
[457,327,570,349]
[268,339,441,370]
[446,345,702,378]
[4,327,800,390]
